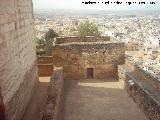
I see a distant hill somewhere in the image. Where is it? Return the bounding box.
[34,9,160,19]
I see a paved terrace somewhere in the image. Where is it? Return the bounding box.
[21,78,148,120]
[62,79,148,120]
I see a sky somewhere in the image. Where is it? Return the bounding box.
[33,0,160,11]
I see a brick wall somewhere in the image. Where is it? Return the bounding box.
[0,0,38,120]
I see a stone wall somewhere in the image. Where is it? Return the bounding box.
[125,43,139,51]
[55,36,110,44]
[125,73,160,120]
[53,42,125,80]
[118,60,135,87]
[37,56,53,77]
[125,58,135,71]
[42,67,64,120]
[133,65,160,91]
[38,64,53,77]
[118,65,126,87]
[37,56,53,64]
[0,0,38,120]
[118,61,160,120]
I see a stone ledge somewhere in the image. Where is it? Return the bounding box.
[42,67,64,120]
[125,72,160,120]
[55,36,110,44]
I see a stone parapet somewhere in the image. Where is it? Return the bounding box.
[42,67,64,120]
[55,36,110,44]
[125,72,160,120]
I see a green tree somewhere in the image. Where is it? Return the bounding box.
[45,29,58,41]
[36,38,46,49]
[36,38,46,56]
[44,29,58,56]
[77,20,100,36]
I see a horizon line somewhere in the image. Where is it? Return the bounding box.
[34,8,160,11]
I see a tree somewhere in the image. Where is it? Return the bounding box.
[36,38,46,49]
[36,38,46,56]
[77,20,100,36]
[45,29,58,41]
[44,29,58,56]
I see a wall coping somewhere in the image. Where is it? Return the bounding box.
[126,72,160,106]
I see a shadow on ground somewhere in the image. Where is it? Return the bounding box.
[21,77,50,120]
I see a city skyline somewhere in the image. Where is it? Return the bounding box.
[33,0,160,11]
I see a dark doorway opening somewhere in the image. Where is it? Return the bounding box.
[87,68,93,79]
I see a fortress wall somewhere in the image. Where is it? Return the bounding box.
[52,43,125,80]
[37,56,53,64]
[55,36,110,44]
[133,65,160,91]
[118,62,160,90]
[37,56,53,76]
[125,59,135,71]
[38,64,53,77]
[42,67,64,120]
[0,0,38,120]
[118,61,160,120]
[118,65,126,87]
[93,64,118,79]
[125,73,160,120]
[118,60,135,87]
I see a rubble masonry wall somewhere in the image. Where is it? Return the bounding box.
[53,42,125,80]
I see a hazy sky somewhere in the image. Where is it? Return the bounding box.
[33,0,160,11]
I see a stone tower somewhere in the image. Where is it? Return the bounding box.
[0,0,38,120]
